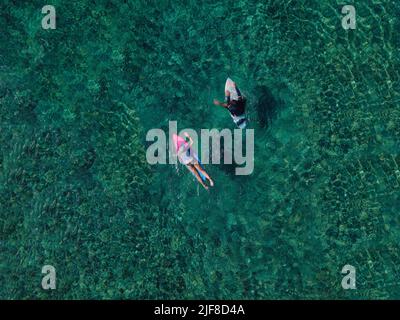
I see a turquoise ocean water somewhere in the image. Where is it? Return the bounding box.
[0,0,399,299]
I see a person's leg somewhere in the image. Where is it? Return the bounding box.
[187,164,208,190]
[193,163,214,186]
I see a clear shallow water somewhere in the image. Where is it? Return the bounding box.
[0,0,399,299]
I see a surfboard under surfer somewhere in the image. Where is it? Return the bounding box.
[213,78,248,129]
[174,132,214,190]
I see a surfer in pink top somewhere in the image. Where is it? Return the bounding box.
[174,132,214,190]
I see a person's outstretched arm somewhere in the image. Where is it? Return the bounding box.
[183,132,193,147]
[213,99,228,107]
[213,90,230,108]
[177,133,192,158]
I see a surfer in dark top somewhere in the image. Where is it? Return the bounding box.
[213,78,247,128]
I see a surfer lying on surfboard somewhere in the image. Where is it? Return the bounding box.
[213,78,248,129]
[174,132,214,190]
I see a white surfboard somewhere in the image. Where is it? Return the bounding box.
[225,78,239,100]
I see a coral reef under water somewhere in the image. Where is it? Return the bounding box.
[0,0,399,299]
